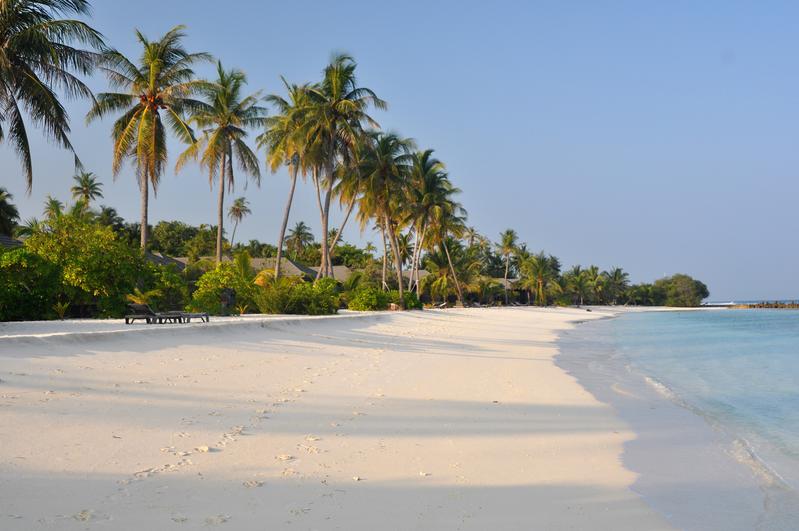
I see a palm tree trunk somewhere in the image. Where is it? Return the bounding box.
[215,151,226,265]
[230,220,239,248]
[386,216,405,310]
[275,162,298,279]
[504,255,510,305]
[317,160,335,278]
[380,225,388,290]
[408,228,418,291]
[312,168,325,280]
[139,175,149,251]
[442,239,464,306]
[414,225,427,294]
[329,197,355,251]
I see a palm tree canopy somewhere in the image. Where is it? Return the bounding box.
[176,60,267,189]
[228,196,251,223]
[0,187,20,235]
[498,229,518,257]
[285,221,314,253]
[86,25,210,189]
[70,171,103,202]
[0,0,105,191]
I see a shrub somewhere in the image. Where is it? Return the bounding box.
[389,290,423,310]
[253,277,339,315]
[147,264,189,311]
[0,249,62,321]
[24,215,146,317]
[347,286,390,311]
[189,262,255,315]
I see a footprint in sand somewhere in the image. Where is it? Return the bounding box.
[242,480,264,488]
[204,514,230,525]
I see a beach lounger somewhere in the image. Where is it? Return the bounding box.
[434,302,448,309]
[124,304,209,324]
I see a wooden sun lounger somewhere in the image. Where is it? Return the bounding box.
[124,304,209,324]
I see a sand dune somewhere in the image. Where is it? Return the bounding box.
[0,308,671,530]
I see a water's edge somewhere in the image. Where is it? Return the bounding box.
[555,314,798,531]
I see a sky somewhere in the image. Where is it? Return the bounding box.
[2,0,798,301]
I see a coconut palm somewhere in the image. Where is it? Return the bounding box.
[426,198,468,306]
[14,217,42,238]
[177,61,266,263]
[301,53,386,277]
[405,150,453,292]
[0,188,20,235]
[603,267,630,305]
[520,252,561,306]
[227,197,251,248]
[285,221,314,257]
[356,132,414,307]
[0,0,104,191]
[497,229,518,304]
[564,265,590,306]
[258,79,312,278]
[43,195,63,219]
[86,25,210,251]
[70,171,103,203]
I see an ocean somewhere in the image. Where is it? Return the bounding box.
[559,309,799,530]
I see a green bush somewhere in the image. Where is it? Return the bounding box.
[389,290,423,310]
[146,264,189,311]
[24,215,146,317]
[189,262,255,315]
[0,249,62,321]
[347,286,390,311]
[253,277,339,315]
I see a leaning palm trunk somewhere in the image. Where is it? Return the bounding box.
[275,162,299,278]
[381,225,388,290]
[329,198,356,251]
[139,175,149,251]
[317,160,335,278]
[413,225,427,293]
[312,169,325,279]
[215,151,227,265]
[503,256,510,304]
[442,240,464,306]
[386,216,406,309]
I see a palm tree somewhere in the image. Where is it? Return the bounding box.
[227,197,251,248]
[497,229,518,304]
[585,265,604,304]
[426,198,469,306]
[519,252,560,306]
[0,188,20,235]
[70,171,103,203]
[258,79,312,278]
[87,25,210,251]
[285,221,314,257]
[565,265,590,306]
[603,267,630,305]
[177,61,266,263]
[43,195,63,219]
[96,205,124,232]
[0,0,104,191]
[301,53,386,278]
[356,132,414,308]
[405,149,452,292]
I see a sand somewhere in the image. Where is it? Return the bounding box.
[0,308,672,530]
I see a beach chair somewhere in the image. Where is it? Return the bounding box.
[181,311,210,323]
[124,304,183,325]
[434,302,448,309]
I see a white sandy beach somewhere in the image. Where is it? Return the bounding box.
[0,308,672,530]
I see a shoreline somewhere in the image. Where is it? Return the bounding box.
[556,311,798,530]
[0,307,671,530]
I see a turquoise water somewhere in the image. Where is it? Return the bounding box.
[613,310,799,490]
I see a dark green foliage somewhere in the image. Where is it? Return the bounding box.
[0,249,61,321]
[24,214,147,317]
[389,289,423,310]
[348,286,391,311]
[146,264,189,311]
[189,262,255,315]
[253,277,339,315]
[151,221,199,256]
[655,274,709,307]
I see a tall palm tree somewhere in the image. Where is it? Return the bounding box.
[603,267,630,305]
[285,221,314,257]
[177,61,266,263]
[519,252,559,306]
[497,229,518,304]
[356,132,414,308]
[258,80,311,278]
[0,188,20,235]
[70,171,103,203]
[227,197,251,248]
[301,53,386,278]
[43,195,63,219]
[426,196,468,306]
[87,25,210,251]
[0,0,104,191]
[565,265,589,306]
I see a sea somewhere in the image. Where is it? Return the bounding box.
[559,309,799,530]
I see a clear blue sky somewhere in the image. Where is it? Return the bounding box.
[3,1,798,301]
